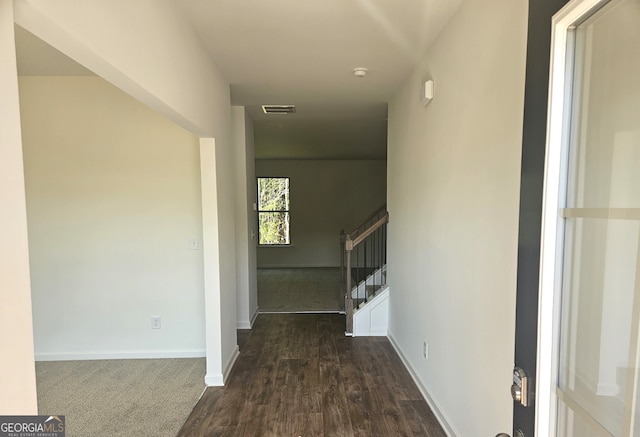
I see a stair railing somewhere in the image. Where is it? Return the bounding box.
[339,205,386,293]
[340,205,389,335]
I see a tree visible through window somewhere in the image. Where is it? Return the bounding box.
[257,177,290,245]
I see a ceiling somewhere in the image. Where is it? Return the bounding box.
[14,0,462,160]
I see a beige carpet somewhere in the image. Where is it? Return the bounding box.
[257,267,341,312]
[36,358,205,437]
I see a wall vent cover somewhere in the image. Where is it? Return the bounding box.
[261,104,296,114]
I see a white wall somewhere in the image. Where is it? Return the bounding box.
[20,76,206,359]
[386,0,527,435]
[256,160,387,268]
[13,0,227,137]
[245,116,258,325]
[232,108,258,329]
[13,0,236,385]
[211,111,237,385]
[0,0,37,414]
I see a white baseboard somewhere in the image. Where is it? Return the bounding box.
[223,345,240,383]
[204,373,223,386]
[35,349,206,361]
[237,307,260,329]
[387,331,458,437]
[205,345,240,386]
[250,307,259,326]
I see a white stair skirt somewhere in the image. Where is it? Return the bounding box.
[353,286,389,337]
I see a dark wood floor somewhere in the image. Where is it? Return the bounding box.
[178,314,446,437]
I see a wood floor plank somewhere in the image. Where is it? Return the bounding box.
[400,400,448,437]
[292,412,323,436]
[295,356,322,413]
[176,387,223,437]
[262,357,303,437]
[203,385,246,429]
[234,402,267,437]
[363,374,416,437]
[245,361,277,405]
[380,341,425,400]
[178,313,447,437]
[346,390,375,437]
[320,362,355,437]
[338,342,369,395]
[319,335,340,367]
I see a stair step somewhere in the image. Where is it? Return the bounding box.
[351,283,387,299]
[349,264,388,301]
[354,298,366,308]
[365,284,382,293]
[353,285,389,312]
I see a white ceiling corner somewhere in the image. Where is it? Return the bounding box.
[15,0,463,159]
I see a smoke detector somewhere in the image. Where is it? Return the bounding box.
[353,67,368,78]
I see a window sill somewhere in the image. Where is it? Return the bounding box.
[257,244,295,248]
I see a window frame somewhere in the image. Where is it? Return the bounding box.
[256,176,291,246]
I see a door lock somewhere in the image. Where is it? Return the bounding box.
[511,367,530,407]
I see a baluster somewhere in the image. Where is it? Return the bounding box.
[345,235,353,335]
[364,239,368,303]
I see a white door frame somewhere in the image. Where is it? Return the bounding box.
[535,0,611,434]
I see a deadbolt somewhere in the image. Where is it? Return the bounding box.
[511,367,530,407]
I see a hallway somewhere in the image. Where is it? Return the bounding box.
[257,268,341,313]
[178,314,446,436]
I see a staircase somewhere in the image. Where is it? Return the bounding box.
[340,205,389,336]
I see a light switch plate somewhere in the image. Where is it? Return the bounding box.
[189,237,199,250]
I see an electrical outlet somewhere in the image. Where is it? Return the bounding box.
[151,316,161,329]
[423,341,429,360]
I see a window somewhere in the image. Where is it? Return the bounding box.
[257,177,290,245]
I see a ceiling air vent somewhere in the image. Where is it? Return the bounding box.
[261,105,296,114]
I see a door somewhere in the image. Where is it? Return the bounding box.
[535,0,640,435]
[511,0,571,435]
